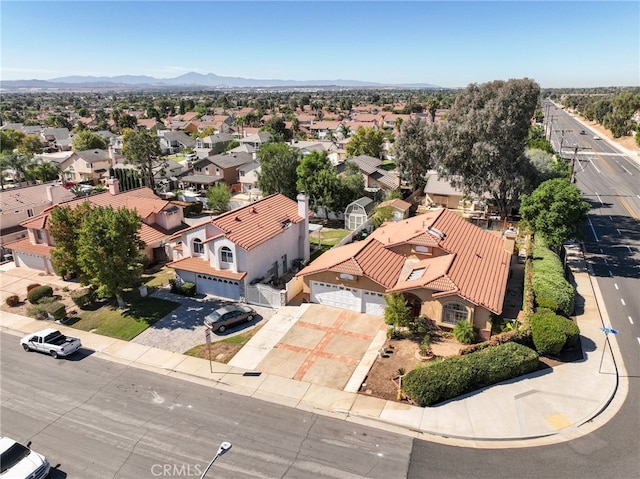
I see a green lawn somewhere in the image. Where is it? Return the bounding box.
[69,290,180,341]
[184,325,263,363]
[314,228,350,246]
[142,267,175,290]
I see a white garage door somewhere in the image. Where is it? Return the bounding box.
[15,252,46,271]
[196,273,241,300]
[311,281,361,312]
[363,291,386,316]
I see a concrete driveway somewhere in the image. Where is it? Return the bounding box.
[231,304,388,391]
[131,287,276,353]
[0,262,83,302]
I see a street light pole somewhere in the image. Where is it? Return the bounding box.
[200,441,232,479]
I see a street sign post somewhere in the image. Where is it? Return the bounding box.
[205,329,212,373]
[599,326,619,373]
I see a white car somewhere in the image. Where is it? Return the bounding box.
[0,437,50,479]
[20,328,82,358]
[593,135,601,140]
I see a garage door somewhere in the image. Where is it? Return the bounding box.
[363,291,386,316]
[310,281,361,312]
[15,252,46,271]
[196,273,241,300]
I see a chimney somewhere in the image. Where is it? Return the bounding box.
[297,193,310,263]
[107,177,120,195]
[46,184,64,204]
[108,145,116,164]
[252,151,257,161]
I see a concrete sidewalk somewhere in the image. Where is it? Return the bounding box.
[0,247,625,446]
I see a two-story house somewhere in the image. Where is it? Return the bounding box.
[178,151,253,191]
[168,193,310,300]
[6,180,188,273]
[58,149,121,183]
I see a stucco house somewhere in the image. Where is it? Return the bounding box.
[58,148,123,183]
[167,193,310,300]
[6,180,188,274]
[423,170,492,213]
[178,151,253,191]
[0,183,75,257]
[341,155,401,193]
[377,198,412,222]
[297,208,512,339]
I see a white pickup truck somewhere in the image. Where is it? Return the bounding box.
[20,328,82,358]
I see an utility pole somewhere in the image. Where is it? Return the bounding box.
[569,145,579,183]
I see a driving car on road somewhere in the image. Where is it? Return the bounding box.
[204,304,256,333]
[0,437,50,479]
[20,328,82,358]
[593,135,600,140]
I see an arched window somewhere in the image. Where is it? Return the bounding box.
[221,246,233,263]
[442,302,469,325]
[193,238,204,255]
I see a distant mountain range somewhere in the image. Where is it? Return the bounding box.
[0,72,440,90]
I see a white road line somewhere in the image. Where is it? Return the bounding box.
[609,270,613,276]
[588,218,599,242]
[616,229,622,235]
[620,165,632,175]
[609,216,613,221]
[637,337,640,346]
[627,246,632,253]
[595,192,603,205]
[590,159,601,173]
[621,298,626,306]
[614,283,619,290]
[603,258,608,265]
[629,316,634,325]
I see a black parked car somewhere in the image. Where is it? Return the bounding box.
[204,304,256,333]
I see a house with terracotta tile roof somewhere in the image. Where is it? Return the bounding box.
[297,208,513,338]
[377,198,412,221]
[167,193,310,301]
[5,180,188,274]
[0,183,75,256]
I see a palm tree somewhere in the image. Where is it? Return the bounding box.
[0,155,10,190]
[35,161,61,182]
[337,123,351,140]
[6,153,31,186]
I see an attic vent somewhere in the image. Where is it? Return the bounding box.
[408,268,425,281]
[235,216,241,221]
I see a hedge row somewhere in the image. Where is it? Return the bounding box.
[530,310,580,356]
[403,342,539,407]
[531,243,575,317]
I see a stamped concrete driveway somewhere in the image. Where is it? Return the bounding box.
[254,305,387,390]
[131,288,275,354]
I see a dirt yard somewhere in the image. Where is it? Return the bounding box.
[359,334,463,402]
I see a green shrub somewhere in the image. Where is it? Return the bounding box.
[403,343,539,406]
[530,311,566,355]
[535,296,558,312]
[71,288,95,307]
[46,301,66,320]
[559,316,580,349]
[183,202,203,216]
[5,295,20,307]
[179,282,196,297]
[26,283,41,294]
[531,244,575,316]
[27,285,54,304]
[453,320,476,344]
[27,303,49,320]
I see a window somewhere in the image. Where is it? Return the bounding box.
[36,230,44,240]
[239,170,245,177]
[442,302,469,325]
[27,208,34,218]
[221,246,233,263]
[193,238,204,254]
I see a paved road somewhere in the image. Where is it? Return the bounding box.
[0,332,414,479]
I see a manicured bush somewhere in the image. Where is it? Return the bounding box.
[183,201,203,216]
[560,316,581,349]
[403,342,539,406]
[27,303,49,320]
[26,283,41,294]
[531,243,575,316]
[27,285,54,304]
[530,310,566,356]
[535,296,558,313]
[5,295,20,307]
[71,288,95,307]
[46,301,66,320]
[453,320,476,344]
[179,282,196,297]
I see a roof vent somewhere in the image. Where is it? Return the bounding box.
[251,207,257,213]
[426,226,446,240]
[235,216,241,221]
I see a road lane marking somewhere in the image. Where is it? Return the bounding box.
[594,150,616,174]
[588,218,599,242]
[609,270,613,276]
[616,229,622,235]
[618,195,639,220]
[637,337,640,346]
[620,164,632,175]
[614,283,619,290]
[589,159,601,173]
[595,192,603,205]
[629,316,634,325]
[621,298,626,306]
[603,258,608,265]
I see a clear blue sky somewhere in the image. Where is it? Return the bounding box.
[1,1,638,88]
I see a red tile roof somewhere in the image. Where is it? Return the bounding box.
[300,208,510,313]
[5,237,54,255]
[172,194,303,251]
[167,256,246,280]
